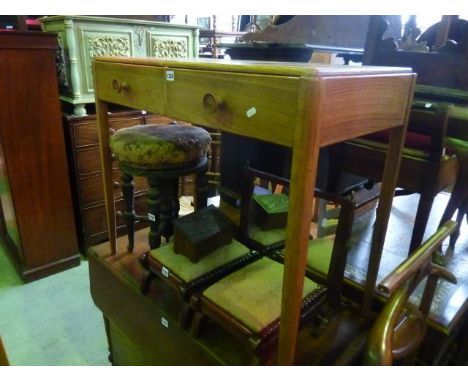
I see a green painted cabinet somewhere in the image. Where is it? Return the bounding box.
[40,16,199,116]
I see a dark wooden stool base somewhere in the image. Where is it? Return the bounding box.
[120,156,208,251]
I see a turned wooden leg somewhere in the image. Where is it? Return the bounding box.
[194,166,209,210]
[121,173,135,252]
[147,177,162,249]
[160,179,176,242]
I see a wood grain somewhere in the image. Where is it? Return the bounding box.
[0,32,79,280]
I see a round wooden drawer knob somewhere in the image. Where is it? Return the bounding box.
[112,79,129,93]
[203,93,223,113]
[113,181,120,188]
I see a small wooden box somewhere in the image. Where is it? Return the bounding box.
[253,193,289,230]
[173,206,233,262]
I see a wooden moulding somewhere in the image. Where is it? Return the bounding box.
[173,206,234,263]
[253,193,289,230]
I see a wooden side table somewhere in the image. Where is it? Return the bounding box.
[93,57,415,364]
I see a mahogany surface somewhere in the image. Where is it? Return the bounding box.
[0,31,79,281]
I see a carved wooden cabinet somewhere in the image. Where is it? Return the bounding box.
[63,110,184,251]
[40,16,199,116]
[0,31,79,281]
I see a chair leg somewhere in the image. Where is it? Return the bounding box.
[121,173,135,252]
[409,189,436,253]
[448,196,468,253]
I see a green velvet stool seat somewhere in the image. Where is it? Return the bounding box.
[109,124,212,251]
[139,239,262,327]
[189,257,327,364]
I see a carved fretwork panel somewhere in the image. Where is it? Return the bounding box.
[56,33,70,89]
[87,35,131,58]
[148,36,188,58]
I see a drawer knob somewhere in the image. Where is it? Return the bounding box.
[112,79,129,93]
[113,181,120,188]
[203,93,223,113]
[111,153,117,161]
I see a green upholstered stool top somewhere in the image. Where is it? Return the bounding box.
[202,257,321,333]
[247,224,286,248]
[109,124,211,169]
[306,236,335,277]
[150,239,250,283]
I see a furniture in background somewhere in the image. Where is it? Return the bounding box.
[340,15,468,254]
[93,56,415,364]
[0,16,42,31]
[0,32,79,281]
[341,103,458,253]
[39,16,199,116]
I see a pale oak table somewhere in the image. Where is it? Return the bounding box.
[93,57,415,365]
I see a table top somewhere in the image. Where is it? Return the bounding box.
[95,56,412,78]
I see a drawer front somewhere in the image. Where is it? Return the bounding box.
[73,115,145,147]
[165,69,300,147]
[80,171,148,206]
[77,147,119,175]
[143,114,189,126]
[94,62,165,113]
[83,194,148,238]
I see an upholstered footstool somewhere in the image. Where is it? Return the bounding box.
[140,239,261,327]
[110,124,211,251]
[189,257,327,364]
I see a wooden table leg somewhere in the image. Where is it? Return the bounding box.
[362,124,407,313]
[96,99,117,254]
[278,80,321,365]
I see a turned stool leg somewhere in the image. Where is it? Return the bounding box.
[194,166,209,210]
[121,173,135,252]
[158,179,177,243]
[147,177,162,249]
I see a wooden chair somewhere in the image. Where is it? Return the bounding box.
[342,15,468,254]
[437,138,468,255]
[341,103,458,254]
[365,221,458,365]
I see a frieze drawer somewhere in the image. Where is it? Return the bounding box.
[40,15,199,116]
[165,69,300,147]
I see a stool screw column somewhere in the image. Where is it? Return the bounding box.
[195,166,209,210]
[121,173,135,251]
[147,177,162,249]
